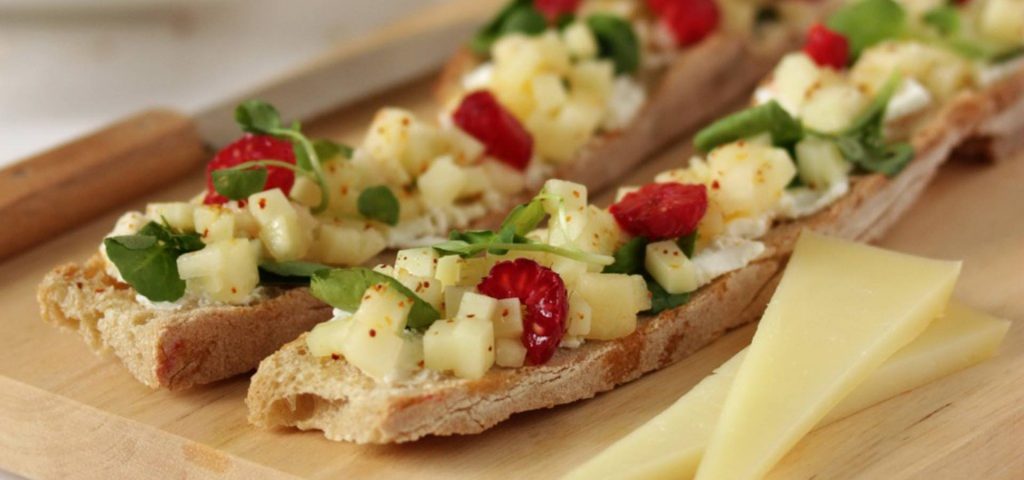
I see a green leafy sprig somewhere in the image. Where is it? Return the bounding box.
[587,13,640,74]
[602,232,697,315]
[694,101,803,153]
[103,222,204,302]
[823,75,914,176]
[826,0,907,59]
[310,268,442,330]
[471,0,548,55]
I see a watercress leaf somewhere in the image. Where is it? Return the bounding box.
[644,277,691,315]
[138,221,204,252]
[310,268,441,330]
[212,168,268,201]
[470,0,545,56]
[104,236,186,302]
[677,231,697,258]
[694,101,803,153]
[357,186,400,226]
[314,139,352,162]
[826,0,906,58]
[922,5,959,36]
[431,239,479,257]
[586,13,640,74]
[603,236,647,274]
[235,100,284,135]
[500,199,547,237]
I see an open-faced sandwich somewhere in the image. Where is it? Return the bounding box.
[245,0,1024,443]
[35,0,840,390]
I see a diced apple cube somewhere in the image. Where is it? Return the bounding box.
[979,0,1024,44]
[342,320,424,381]
[193,205,235,244]
[395,247,439,277]
[771,52,832,114]
[417,155,467,208]
[146,202,194,232]
[494,338,527,368]
[542,179,588,241]
[444,125,486,164]
[435,255,464,287]
[248,189,311,262]
[177,239,260,304]
[532,73,569,114]
[574,206,622,256]
[492,298,525,339]
[801,83,869,134]
[458,165,493,199]
[550,256,589,288]
[567,292,592,337]
[456,291,499,323]
[396,269,444,312]
[289,176,322,208]
[570,59,614,104]
[481,160,527,195]
[575,272,648,340]
[424,316,496,379]
[361,108,417,185]
[458,257,494,286]
[707,142,797,218]
[645,241,700,294]
[313,222,387,266]
[351,282,414,333]
[305,318,353,358]
[562,21,598,59]
[795,137,851,189]
[443,285,471,318]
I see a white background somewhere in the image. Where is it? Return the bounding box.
[0,0,445,167]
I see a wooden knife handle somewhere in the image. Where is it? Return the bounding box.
[0,109,207,261]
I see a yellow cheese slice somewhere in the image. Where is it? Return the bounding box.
[562,302,1009,480]
[696,231,960,480]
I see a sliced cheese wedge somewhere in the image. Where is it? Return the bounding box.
[562,302,1009,480]
[696,231,960,480]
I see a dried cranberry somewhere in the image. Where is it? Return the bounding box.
[534,0,581,23]
[803,23,849,70]
[203,134,297,205]
[478,259,568,365]
[610,183,707,240]
[651,0,720,47]
[452,90,533,171]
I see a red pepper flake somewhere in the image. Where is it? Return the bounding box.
[712,180,720,190]
[331,353,340,360]
[369,329,377,338]
[417,360,425,368]
[75,282,83,289]
[231,287,237,294]
[258,198,267,209]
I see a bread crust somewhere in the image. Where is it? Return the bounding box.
[245,68,1024,444]
[37,254,332,390]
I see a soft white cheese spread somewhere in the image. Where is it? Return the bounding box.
[691,236,767,287]
[884,78,933,123]
[603,76,647,131]
[776,180,850,219]
[461,62,494,91]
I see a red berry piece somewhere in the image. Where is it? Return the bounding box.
[652,0,720,47]
[203,134,297,205]
[610,182,708,240]
[535,0,581,23]
[478,259,569,365]
[452,90,533,171]
[803,23,849,69]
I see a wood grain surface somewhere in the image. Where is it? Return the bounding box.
[1,73,1022,479]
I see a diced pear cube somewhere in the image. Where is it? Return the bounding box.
[417,155,467,208]
[424,316,495,379]
[645,241,700,294]
[796,137,851,189]
[493,298,525,339]
[289,176,322,208]
[177,239,260,304]
[458,165,493,199]
[372,263,395,276]
[193,205,235,244]
[232,208,260,238]
[395,247,439,277]
[574,206,622,256]
[851,41,972,101]
[443,285,471,318]
[771,52,832,114]
[542,179,589,241]
[146,202,194,232]
[456,291,499,323]
[707,142,797,218]
[321,160,362,217]
[343,320,424,380]
[532,73,569,114]
[979,0,1024,45]
[361,108,418,186]
[550,256,589,288]
[248,189,311,262]
[696,196,725,250]
[458,257,494,286]
[305,318,353,358]
[444,125,486,164]
[396,269,444,312]
[567,292,592,337]
[352,282,414,333]
[313,222,387,266]
[405,122,447,176]
[801,83,869,134]
[435,255,464,287]
[575,272,648,340]
[562,21,598,59]
[495,338,527,368]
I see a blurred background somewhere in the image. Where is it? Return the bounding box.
[0,0,447,167]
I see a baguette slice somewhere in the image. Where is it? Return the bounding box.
[435,4,834,197]
[246,68,1024,444]
[37,254,332,390]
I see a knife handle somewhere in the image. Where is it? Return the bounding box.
[0,109,207,261]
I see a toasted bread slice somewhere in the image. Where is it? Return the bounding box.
[37,254,332,390]
[245,69,1023,444]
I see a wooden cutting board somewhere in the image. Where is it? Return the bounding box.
[1,72,1022,479]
